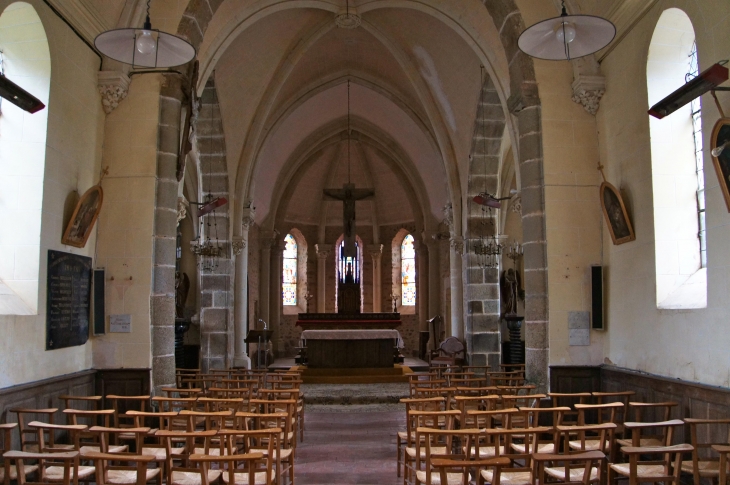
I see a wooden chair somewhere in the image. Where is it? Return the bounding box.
[10,409,70,453]
[608,443,693,485]
[1,423,39,484]
[464,409,520,459]
[488,372,526,387]
[404,410,460,485]
[711,445,730,485]
[190,452,273,485]
[573,403,624,460]
[81,451,160,485]
[462,365,490,377]
[414,427,505,485]
[477,426,551,485]
[549,393,592,426]
[453,395,499,428]
[495,385,536,396]
[58,397,102,415]
[513,406,571,455]
[429,337,465,367]
[27,422,95,483]
[533,450,606,485]
[617,419,684,449]
[3,451,79,485]
[681,418,730,485]
[124,412,185,472]
[219,428,284,485]
[62,410,128,455]
[154,429,218,485]
[396,397,446,478]
[592,391,635,439]
[105,396,152,443]
[159,388,203,400]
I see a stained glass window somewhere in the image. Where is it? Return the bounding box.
[282,234,297,306]
[401,234,416,306]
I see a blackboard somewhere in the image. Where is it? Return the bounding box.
[46,250,91,350]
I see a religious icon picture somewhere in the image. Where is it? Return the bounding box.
[599,181,635,245]
[62,184,104,248]
[710,117,730,212]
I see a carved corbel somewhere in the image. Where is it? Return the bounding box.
[571,74,606,115]
[97,71,130,114]
[232,237,246,256]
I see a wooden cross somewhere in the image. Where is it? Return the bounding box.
[323,183,374,258]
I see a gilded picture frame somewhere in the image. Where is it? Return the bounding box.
[62,185,104,248]
[600,181,636,245]
[710,117,730,212]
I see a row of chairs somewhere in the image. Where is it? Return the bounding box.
[1,369,305,485]
[397,383,730,485]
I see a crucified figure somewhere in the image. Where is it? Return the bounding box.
[323,183,374,258]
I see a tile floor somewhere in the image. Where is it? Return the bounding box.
[296,407,404,484]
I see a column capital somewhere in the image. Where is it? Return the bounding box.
[571,74,606,115]
[315,243,330,259]
[241,207,256,229]
[366,244,383,258]
[232,236,246,256]
[259,230,279,249]
[97,70,130,114]
[450,236,465,254]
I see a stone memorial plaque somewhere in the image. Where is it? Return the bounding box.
[46,250,92,350]
[110,314,131,333]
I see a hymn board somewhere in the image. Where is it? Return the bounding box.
[46,250,92,350]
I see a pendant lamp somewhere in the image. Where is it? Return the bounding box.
[518,2,615,61]
[95,1,195,68]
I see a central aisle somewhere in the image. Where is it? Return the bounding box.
[296,408,404,485]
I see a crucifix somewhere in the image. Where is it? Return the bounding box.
[323,182,374,258]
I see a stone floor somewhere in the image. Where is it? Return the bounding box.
[301,382,409,404]
[296,406,404,485]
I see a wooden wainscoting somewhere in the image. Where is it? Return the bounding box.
[95,368,150,409]
[550,365,601,394]
[0,370,96,449]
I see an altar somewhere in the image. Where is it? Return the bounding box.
[301,329,404,368]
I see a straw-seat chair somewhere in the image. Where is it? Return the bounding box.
[608,443,693,485]
[82,451,160,485]
[1,423,39,483]
[3,450,79,485]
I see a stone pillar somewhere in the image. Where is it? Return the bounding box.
[415,240,428,330]
[150,73,184,396]
[232,208,255,368]
[258,233,276,326]
[270,239,286,355]
[315,245,329,313]
[449,236,465,340]
[367,244,383,312]
[426,238,441,350]
[517,103,549,392]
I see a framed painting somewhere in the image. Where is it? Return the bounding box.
[710,117,730,212]
[600,181,636,245]
[62,185,103,248]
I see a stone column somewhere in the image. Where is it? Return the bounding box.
[258,232,276,326]
[449,236,465,340]
[150,73,184,396]
[270,239,286,355]
[426,238,441,350]
[367,244,383,312]
[232,208,255,368]
[315,244,329,313]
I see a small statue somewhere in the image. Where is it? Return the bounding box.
[500,268,523,317]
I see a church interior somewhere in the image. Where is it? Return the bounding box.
[1,0,730,483]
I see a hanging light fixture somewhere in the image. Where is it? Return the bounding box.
[95,0,196,68]
[518,1,615,61]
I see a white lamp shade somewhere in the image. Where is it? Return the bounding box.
[95,29,196,68]
[518,14,616,60]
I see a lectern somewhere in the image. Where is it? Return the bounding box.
[245,330,274,369]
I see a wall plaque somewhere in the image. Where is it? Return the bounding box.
[46,250,92,350]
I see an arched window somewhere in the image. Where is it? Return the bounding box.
[647,8,706,309]
[0,2,50,315]
[401,234,416,306]
[282,234,297,306]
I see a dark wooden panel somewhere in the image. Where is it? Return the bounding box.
[549,366,601,394]
[95,369,150,408]
[0,370,95,450]
[307,339,394,368]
